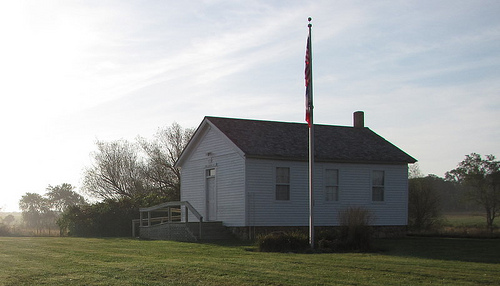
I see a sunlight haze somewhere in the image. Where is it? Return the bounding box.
[1,0,499,211]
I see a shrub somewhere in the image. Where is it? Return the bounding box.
[316,229,344,252]
[0,224,10,236]
[408,177,442,230]
[257,231,309,253]
[58,199,139,237]
[338,206,374,252]
[317,238,344,252]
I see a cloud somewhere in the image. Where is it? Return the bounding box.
[1,0,499,211]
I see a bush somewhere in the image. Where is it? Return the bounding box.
[58,199,139,237]
[57,194,173,237]
[408,177,442,230]
[317,238,344,252]
[0,224,10,236]
[316,229,344,252]
[257,231,309,253]
[337,206,374,252]
[255,208,374,253]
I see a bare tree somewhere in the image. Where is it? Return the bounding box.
[81,123,194,202]
[446,153,500,232]
[138,122,194,201]
[82,140,146,200]
[408,163,424,179]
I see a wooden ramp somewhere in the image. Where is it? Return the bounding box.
[134,201,235,242]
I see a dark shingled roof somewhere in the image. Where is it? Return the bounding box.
[206,116,416,164]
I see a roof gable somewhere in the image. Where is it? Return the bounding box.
[175,117,249,168]
[205,116,416,164]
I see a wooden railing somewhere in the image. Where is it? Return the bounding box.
[132,201,204,239]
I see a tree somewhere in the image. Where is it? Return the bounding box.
[82,140,146,200]
[3,214,15,226]
[445,153,500,232]
[138,122,195,201]
[19,193,54,234]
[408,163,424,179]
[58,198,139,237]
[18,184,86,236]
[82,123,194,202]
[0,207,8,236]
[408,176,441,230]
[69,123,194,237]
[46,183,86,213]
[432,175,474,212]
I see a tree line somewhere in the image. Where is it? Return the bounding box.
[409,153,500,233]
[15,120,499,237]
[17,122,194,236]
[0,208,16,236]
[18,184,85,235]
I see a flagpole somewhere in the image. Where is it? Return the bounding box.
[306,17,315,249]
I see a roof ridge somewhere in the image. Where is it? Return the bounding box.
[203,116,416,164]
[205,116,355,129]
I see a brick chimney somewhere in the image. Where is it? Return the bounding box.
[353,111,364,128]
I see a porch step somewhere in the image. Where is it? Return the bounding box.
[187,221,235,241]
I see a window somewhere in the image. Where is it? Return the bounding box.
[206,168,216,177]
[325,169,339,201]
[372,170,385,201]
[275,167,290,200]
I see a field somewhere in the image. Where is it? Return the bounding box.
[443,212,500,228]
[0,237,499,285]
[420,212,500,238]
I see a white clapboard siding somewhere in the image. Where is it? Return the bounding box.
[213,153,246,226]
[314,163,409,226]
[180,125,246,226]
[246,159,309,226]
[246,159,409,226]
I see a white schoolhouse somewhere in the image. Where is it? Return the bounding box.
[173,112,416,238]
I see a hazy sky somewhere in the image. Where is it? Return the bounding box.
[1,0,499,212]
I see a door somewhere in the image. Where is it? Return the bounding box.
[205,168,216,221]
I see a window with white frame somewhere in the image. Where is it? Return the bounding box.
[206,168,216,177]
[325,169,339,201]
[372,170,385,201]
[275,167,290,200]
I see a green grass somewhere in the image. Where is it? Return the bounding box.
[443,212,500,228]
[430,213,500,237]
[0,237,499,285]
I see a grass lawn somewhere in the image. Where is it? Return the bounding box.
[0,237,499,285]
[443,212,500,228]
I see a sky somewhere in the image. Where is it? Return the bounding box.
[1,0,499,212]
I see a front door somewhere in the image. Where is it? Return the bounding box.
[205,168,216,221]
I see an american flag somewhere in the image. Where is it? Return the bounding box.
[305,35,311,126]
